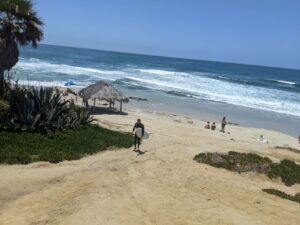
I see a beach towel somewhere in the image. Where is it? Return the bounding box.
[258,135,268,144]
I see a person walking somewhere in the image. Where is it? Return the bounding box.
[132,119,144,151]
[221,117,227,133]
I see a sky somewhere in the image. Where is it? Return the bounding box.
[34,0,300,69]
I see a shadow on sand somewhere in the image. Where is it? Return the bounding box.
[133,149,147,156]
[89,106,128,116]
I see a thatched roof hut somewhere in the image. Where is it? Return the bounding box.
[78,81,129,111]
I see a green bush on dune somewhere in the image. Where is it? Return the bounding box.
[275,146,300,154]
[194,151,272,173]
[268,160,300,186]
[194,151,300,186]
[262,188,300,204]
[0,125,133,164]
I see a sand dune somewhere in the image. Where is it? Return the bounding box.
[0,108,299,225]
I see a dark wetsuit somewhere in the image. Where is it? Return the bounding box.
[132,122,144,148]
[221,119,227,132]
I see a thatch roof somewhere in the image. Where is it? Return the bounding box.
[78,81,129,103]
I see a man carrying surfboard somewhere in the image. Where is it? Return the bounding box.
[132,119,145,151]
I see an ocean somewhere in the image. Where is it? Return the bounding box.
[12,44,300,136]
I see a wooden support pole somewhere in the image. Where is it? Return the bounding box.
[93,98,96,113]
[120,101,123,112]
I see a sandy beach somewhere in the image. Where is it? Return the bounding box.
[0,107,299,225]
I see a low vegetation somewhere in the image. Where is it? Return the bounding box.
[194,151,272,173]
[0,80,93,132]
[0,78,134,165]
[268,159,300,186]
[0,125,133,164]
[275,146,300,154]
[262,188,300,204]
[194,151,300,186]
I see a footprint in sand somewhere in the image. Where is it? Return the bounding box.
[127,166,141,178]
[144,159,161,177]
[127,160,161,178]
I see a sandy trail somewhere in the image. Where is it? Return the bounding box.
[0,108,299,225]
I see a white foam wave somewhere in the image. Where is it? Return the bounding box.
[15,58,127,79]
[124,75,300,117]
[218,75,229,80]
[275,80,296,85]
[16,80,87,88]
[137,69,189,77]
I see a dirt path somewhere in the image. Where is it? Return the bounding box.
[0,109,299,225]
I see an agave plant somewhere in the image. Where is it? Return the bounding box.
[69,106,95,128]
[0,82,94,132]
[26,87,70,130]
[16,94,40,131]
[0,98,9,114]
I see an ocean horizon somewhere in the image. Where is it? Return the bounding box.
[34,44,300,71]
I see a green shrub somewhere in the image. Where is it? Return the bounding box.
[194,151,300,186]
[0,125,133,164]
[275,146,300,154]
[0,81,93,132]
[194,151,272,173]
[268,160,300,186]
[262,189,300,204]
[0,99,9,114]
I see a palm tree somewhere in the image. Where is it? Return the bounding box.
[0,0,43,93]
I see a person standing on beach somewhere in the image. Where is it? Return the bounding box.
[132,119,144,151]
[221,117,227,133]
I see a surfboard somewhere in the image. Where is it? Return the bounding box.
[135,128,149,139]
[135,128,143,138]
[143,131,149,139]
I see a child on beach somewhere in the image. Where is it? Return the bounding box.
[132,119,145,151]
[258,135,268,144]
[211,122,216,131]
[221,117,227,133]
[204,121,210,129]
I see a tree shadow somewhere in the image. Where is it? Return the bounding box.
[89,106,128,115]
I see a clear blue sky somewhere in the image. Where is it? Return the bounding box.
[34,0,300,69]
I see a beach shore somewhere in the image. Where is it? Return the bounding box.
[122,88,300,137]
[0,106,299,225]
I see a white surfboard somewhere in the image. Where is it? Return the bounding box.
[135,128,149,139]
[143,131,149,139]
[135,128,143,138]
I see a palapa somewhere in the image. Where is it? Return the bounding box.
[78,81,129,111]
